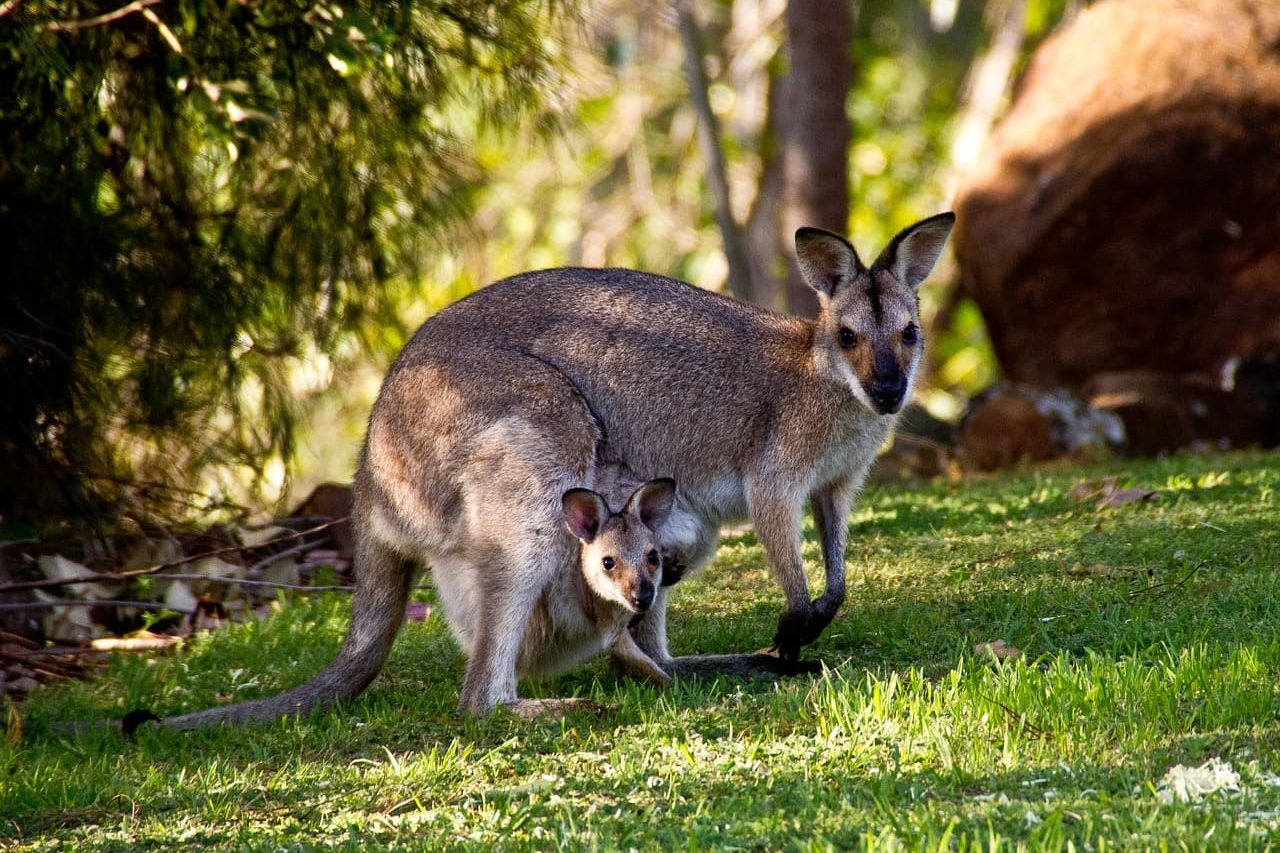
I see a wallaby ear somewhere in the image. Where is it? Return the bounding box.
[794,227,864,298]
[624,478,676,532]
[870,212,955,291]
[562,489,608,543]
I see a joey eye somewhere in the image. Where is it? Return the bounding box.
[602,557,615,572]
[838,328,857,349]
[647,550,660,566]
[902,323,919,345]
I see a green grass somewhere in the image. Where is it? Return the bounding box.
[4,451,1280,850]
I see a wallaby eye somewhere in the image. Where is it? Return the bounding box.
[902,323,919,345]
[838,328,857,349]
[602,556,615,572]
[647,550,660,566]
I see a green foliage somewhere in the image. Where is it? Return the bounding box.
[0,0,1087,519]
[6,451,1280,848]
[0,0,573,525]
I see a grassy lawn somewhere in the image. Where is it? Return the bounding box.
[4,451,1280,850]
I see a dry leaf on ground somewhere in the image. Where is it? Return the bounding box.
[35,555,118,599]
[974,639,1022,661]
[1157,758,1241,803]
[1068,475,1120,504]
[1097,488,1159,509]
[1066,562,1138,578]
[1066,476,1159,510]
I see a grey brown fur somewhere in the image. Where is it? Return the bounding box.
[160,213,954,726]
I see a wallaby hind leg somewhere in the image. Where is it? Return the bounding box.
[456,545,563,715]
[809,478,856,631]
[457,585,532,713]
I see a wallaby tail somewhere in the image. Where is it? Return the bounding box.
[159,538,415,731]
[663,652,822,680]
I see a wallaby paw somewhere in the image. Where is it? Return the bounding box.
[505,698,616,721]
[634,666,673,688]
[660,558,689,587]
[610,657,673,688]
[773,598,837,660]
[121,708,161,738]
[810,597,842,632]
[772,609,816,660]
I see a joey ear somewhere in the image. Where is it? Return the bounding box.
[562,489,608,543]
[870,212,955,291]
[624,478,676,531]
[795,227,864,298]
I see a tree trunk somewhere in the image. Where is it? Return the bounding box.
[744,68,786,309]
[676,0,754,302]
[779,0,853,318]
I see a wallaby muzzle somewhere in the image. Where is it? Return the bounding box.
[868,380,906,414]
[866,348,907,414]
[630,579,655,612]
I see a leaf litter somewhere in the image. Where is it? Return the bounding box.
[1067,475,1160,510]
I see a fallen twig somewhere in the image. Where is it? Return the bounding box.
[148,573,352,593]
[0,517,347,595]
[5,645,113,657]
[979,692,1050,738]
[244,540,315,575]
[91,635,180,652]
[0,629,42,650]
[1125,560,1207,601]
[0,647,83,674]
[0,650,83,681]
[0,600,194,614]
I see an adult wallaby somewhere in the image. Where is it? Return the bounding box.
[157,213,954,724]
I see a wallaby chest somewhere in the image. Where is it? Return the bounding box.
[810,407,895,490]
[517,567,627,679]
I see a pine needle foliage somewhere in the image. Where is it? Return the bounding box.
[0,0,573,528]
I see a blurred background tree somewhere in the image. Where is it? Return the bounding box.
[1,0,1084,530]
[0,0,575,528]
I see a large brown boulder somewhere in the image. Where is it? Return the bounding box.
[954,0,1280,389]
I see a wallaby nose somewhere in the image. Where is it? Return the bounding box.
[868,381,906,414]
[631,580,655,611]
[869,349,904,412]
[872,350,900,385]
